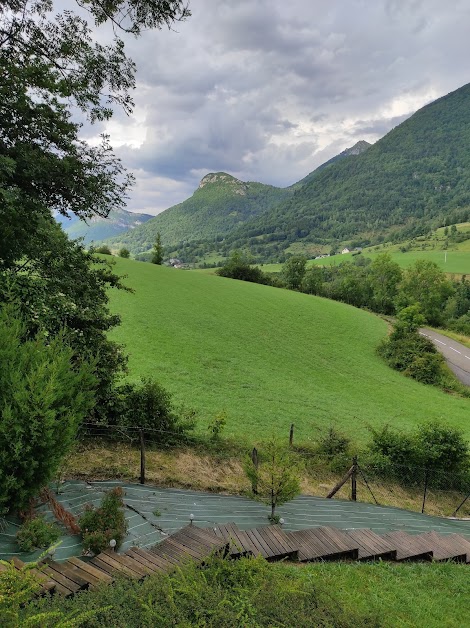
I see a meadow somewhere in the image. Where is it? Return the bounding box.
[107,258,470,445]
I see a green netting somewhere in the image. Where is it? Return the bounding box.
[1,480,469,562]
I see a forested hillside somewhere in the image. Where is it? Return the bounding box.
[103,173,291,255]
[215,83,470,260]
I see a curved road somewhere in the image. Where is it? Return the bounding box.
[420,328,470,386]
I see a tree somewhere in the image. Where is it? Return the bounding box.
[216,250,267,284]
[369,253,402,314]
[0,307,96,514]
[282,256,307,290]
[244,440,302,521]
[0,224,129,425]
[118,247,130,258]
[1,2,190,419]
[396,260,454,325]
[151,232,164,265]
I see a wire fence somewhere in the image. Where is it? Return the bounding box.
[75,422,470,520]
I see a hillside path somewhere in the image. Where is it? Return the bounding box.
[420,328,470,386]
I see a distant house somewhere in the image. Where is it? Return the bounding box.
[341,247,351,254]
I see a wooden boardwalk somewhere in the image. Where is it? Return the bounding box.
[5,524,469,597]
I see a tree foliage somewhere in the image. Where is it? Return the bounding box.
[0,307,96,514]
[151,232,164,265]
[244,440,301,519]
[282,255,307,290]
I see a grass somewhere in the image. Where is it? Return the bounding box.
[302,561,470,628]
[311,249,470,274]
[68,441,470,518]
[107,258,470,444]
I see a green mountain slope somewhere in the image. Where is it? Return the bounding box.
[208,83,470,260]
[108,257,470,443]
[290,140,371,190]
[103,173,291,255]
[56,208,153,245]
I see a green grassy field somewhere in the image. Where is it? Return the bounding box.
[311,249,470,274]
[108,258,470,444]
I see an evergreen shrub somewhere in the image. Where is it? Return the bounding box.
[78,488,128,554]
[16,516,61,552]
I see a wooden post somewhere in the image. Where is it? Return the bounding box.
[289,423,294,447]
[251,447,258,495]
[140,429,146,485]
[421,468,429,514]
[326,466,354,498]
[351,456,357,502]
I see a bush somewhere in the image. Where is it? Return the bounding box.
[95,378,196,445]
[207,411,227,442]
[365,422,470,489]
[79,488,128,554]
[404,352,443,383]
[378,315,446,386]
[16,516,61,552]
[118,248,130,258]
[216,251,268,284]
[21,556,373,627]
[94,245,112,255]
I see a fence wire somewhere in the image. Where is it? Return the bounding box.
[74,423,470,520]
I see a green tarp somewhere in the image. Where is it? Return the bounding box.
[1,480,469,563]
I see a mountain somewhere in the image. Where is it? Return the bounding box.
[56,208,153,245]
[102,173,291,255]
[290,140,371,189]
[218,83,470,260]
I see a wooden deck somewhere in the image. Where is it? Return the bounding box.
[5,524,469,597]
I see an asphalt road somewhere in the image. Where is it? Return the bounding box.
[420,328,470,386]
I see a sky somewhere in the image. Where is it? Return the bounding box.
[85,0,470,215]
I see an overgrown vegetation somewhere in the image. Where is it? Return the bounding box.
[78,488,128,554]
[100,377,196,445]
[365,422,470,490]
[21,555,377,627]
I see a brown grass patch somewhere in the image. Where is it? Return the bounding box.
[66,442,469,519]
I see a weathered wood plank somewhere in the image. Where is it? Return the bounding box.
[41,565,80,595]
[44,560,89,589]
[67,557,113,583]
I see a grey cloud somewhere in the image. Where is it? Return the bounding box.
[97,0,470,214]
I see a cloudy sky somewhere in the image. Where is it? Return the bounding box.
[88,0,470,215]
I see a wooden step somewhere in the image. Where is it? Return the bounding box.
[420,532,468,562]
[286,527,359,561]
[380,531,433,561]
[345,529,397,561]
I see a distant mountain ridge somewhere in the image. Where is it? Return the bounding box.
[102,172,291,255]
[100,82,470,264]
[56,208,153,245]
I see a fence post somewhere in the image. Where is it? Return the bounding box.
[289,424,294,447]
[140,429,146,485]
[421,468,429,514]
[351,456,358,501]
[251,447,258,495]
